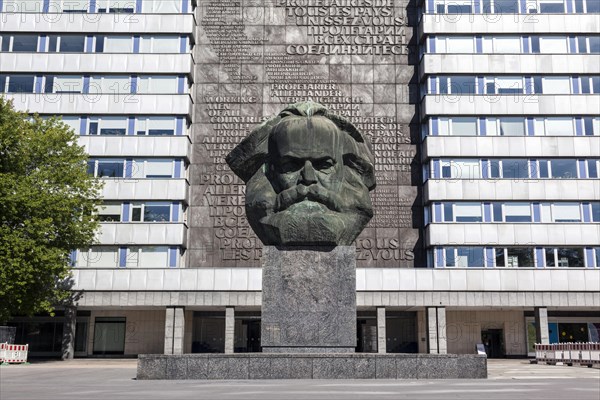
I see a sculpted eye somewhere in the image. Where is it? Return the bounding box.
[313,158,335,171]
[278,158,303,173]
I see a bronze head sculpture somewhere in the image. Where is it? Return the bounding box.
[226,102,376,246]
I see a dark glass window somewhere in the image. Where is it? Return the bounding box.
[556,248,584,268]
[586,0,600,12]
[592,203,600,222]
[574,0,585,12]
[507,248,534,268]
[87,161,96,175]
[590,36,600,53]
[489,160,501,178]
[583,117,594,135]
[495,0,519,13]
[443,203,453,221]
[581,77,591,93]
[577,37,588,53]
[148,129,174,136]
[48,35,58,52]
[0,75,6,92]
[12,35,37,52]
[495,248,505,267]
[59,36,85,52]
[545,248,556,266]
[550,159,578,178]
[493,203,503,222]
[445,248,455,267]
[144,203,171,222]
[540,2,564,13]
[89,122,99,135]
[502,159,529,178]
[588,160,598,178]
[1,35,10,52]
[44,76,54,94]
[7,75,35,93]
[533,76,543,93]
[592,76,600,93]
[99,128,126,135]
[457,247,484,267]
[439,77,449,94]
[539,160,549,178]
[96,160,124,178]
[450,76,476,94]
[447,5,472,13]
[95,36,105,53]
[531,37,540,53]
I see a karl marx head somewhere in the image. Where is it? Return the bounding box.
[226,102,376,246]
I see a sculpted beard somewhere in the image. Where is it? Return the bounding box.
[275,184,343,213]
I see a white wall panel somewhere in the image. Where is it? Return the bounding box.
[97,223,187,246]
[79,136,190,158]
[422,95,599,118]
[425,180,600,201]
[6,94,193,116]
[0,53,193,75]
[420,14,599,36]
[101,179,188,201]
[71,268,600,293]
[426,223,600,246]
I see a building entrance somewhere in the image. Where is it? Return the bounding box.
[481,329,505,358]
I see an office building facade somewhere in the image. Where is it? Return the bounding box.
[1,0,598,358]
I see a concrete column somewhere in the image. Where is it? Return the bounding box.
[437,307,447,355]
[534,307,550,345]
[376,307,387,354]
[61,307,76,360]
[164,307,185,355]
[426,307,447,354]
[225,307,235,354]
[426,307,438,354]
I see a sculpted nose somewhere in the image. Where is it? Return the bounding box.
[300,160,317,185]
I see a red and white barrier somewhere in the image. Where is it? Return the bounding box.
[535,343,600,366]
[0,343,29,364]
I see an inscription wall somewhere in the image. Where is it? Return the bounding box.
[190,0,423,268]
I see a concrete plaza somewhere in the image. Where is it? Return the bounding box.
[1,359,599,400]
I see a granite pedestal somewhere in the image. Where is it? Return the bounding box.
[137,353,488,380]
[261,246,356,353]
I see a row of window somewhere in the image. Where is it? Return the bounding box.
[426,35,600,54]
[426,0,600,14]
[433,246,600,268]
[0,34,189,54]
[73,246,181,269]
[429,202,600,223]
[55,115,186,136]
[428,159,599,180]
[426,116,600,137]
[0,74,187,94]
[86,158,184,179]
[1,0,191,14]
[98,201,183,223]
[427,76,600,95]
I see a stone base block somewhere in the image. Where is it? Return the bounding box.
[137,353,487,380]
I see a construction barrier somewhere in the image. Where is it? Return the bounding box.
[0,343,29,364]
[535,343,600,367]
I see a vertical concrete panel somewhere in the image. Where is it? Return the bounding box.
[377,307,386,354]
[534,307,549,345]
[225,307,235,354]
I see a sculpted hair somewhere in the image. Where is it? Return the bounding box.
[226,101,376,190]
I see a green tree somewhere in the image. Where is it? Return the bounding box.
[0,97,102,323]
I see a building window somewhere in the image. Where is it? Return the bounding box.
[98,36,133,53]
[456,247,485,268]
[506,248,534,268]
[501,159,529,179]
[56,35,86,52]
[451,118,478,136]
[140,36,181,53]
[138,117,177,136]
[137,76,180,94]
[142,0,184,13]
[130,202,172,222]
[10,34,38,52]
[97,0,135,13]
[97,203,122,222]
[87,159,125,178]
[555,248,585,268]
[131,159,174,178]
[6,75,35,93]
[549,159,578,178]
[499,118,525,136]
[592,203,600,222]
[49,76,84,94]
[504,203,532,222]
[97,117,128,135]
[77,247,119,268]
[453,203,483,222]
[552,203,581,222]
[129,247,171,268]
